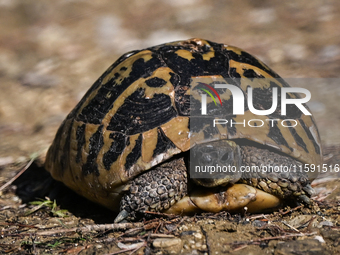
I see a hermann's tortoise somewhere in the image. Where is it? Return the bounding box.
[45,38,322,222]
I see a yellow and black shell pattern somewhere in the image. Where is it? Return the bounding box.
[45,38,322,210]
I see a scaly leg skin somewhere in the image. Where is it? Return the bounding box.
[115,157,188,222]
[240,146,315,204]
[114,145,315,222]
[115,157,283,222]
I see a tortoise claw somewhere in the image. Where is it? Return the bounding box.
[298,194,312,205]
[114,209,129,223]
[302,184,315,197]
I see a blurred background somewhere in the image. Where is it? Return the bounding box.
[0,0,339,163]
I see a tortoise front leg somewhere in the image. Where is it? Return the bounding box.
[239,145,315,204]
[115,157,188,222]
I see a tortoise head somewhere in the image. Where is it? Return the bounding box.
[190,140,242,187]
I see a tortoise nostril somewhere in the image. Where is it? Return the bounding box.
[201,153,213,164]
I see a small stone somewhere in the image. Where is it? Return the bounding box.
[314,235,325,243]
[181,230,197,236]
[253,220,267,228]
[193,232,203,239]
[190,250,199,255]
[287,215,313,228]
[153,238,182,248]
[165,224,177,232]
[179,225,189,231]
[118,242,142,250]
[189,239,196,244]
[319,220,333,227]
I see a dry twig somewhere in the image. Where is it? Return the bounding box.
[4,222,159,237]
[143,211,179,219]
[282,221,300,233]
[0,158,34,192]
[279,205,303,216]
[105,241,146,255]
[200,225,210,255]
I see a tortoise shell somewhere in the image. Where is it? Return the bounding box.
[45,38,322,210]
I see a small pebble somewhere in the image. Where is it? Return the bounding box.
[117,242,144,250]
[179,225,188,231]
[252,220,267,228]
[193,232,203,239]
[181,230,197,236]
[190,250,199,255]
[314,235,325,243]
[165,224,177,232]
[153,238,182,248]
[319,220,333,227]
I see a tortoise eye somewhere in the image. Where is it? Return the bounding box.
[220,152,232,162]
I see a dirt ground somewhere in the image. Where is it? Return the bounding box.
[1,0,340,254]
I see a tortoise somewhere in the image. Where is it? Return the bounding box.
[45,38,322,222]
